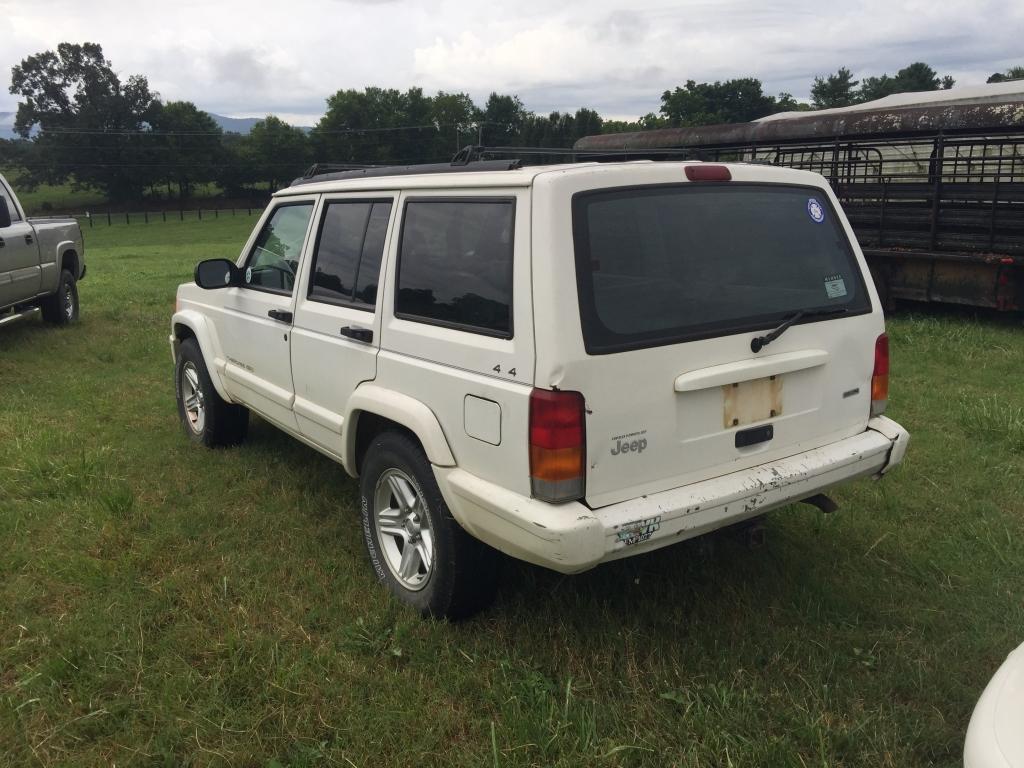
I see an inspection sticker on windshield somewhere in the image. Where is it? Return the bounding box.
[807,197,826,223]
[824,274,848,298]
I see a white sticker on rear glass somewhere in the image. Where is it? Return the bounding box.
[807,197,825,223]
[824,274,847,299]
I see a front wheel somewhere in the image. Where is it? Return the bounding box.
[41,269,79,325]
[360,431,498,620]
[174,337,249,447]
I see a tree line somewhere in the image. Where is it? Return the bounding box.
[1,42,1020,203]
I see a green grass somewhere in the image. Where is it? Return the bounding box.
[1,217,1023,767]
[6,173,264,216]
[10,180,110,216]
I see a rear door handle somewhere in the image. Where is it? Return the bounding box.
[24,234,33,245]
[267,309,293,323]
[0,237,5,248]
[339,326,373,343]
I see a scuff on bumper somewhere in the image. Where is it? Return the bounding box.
[435,416,909,574]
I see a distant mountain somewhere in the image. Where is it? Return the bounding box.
[210,114,313,134]
[210,114,262,134]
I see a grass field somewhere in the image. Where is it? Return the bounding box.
[5,173,267,217]
[1,216,1022,767]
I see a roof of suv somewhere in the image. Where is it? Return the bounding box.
[272,160,827,198]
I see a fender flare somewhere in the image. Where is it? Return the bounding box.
[170,309,233,403]
[342,384,456,476]
[54,241,78,274]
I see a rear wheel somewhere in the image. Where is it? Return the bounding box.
[41,269,79,325]
[360,431,498,619]
[174,337,248,447]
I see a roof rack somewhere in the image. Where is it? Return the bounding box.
[289,144,695,186]
[290,157,523,186]
[302,162,382,177]
[451,145,693,164]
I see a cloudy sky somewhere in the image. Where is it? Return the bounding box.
[0,0,1021,123]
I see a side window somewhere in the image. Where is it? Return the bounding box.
[308,200,392,308]
[243,203,313,294]
[395,199,514,337]
[0,186,20,222]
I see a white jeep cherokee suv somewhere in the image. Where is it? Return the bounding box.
[170,158,909,618]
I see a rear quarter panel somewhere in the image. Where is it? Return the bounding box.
[375,187,536,497]
[29,218,85,290]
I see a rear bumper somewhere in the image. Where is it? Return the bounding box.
[435,416,909,574]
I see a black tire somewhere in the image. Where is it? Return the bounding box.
[40,269,79,325]
[360,431,498,620]
[174,337,249,447]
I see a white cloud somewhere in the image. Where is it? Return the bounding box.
[0,0,1021,122]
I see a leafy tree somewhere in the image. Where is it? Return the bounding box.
[479,93,530,146]
[148,101,223,200]
[521,108,604,148]
[0,137,32,175]
[429,90,479,156]
[775,93,812,112]
[811,67,859,108]
[987,66,1024,83]
[858,62,954,101]
[8,42,160,200]
[312,87,439,165]
[601,113,669,134]
[659,78,785,126]
[245,116,310,191]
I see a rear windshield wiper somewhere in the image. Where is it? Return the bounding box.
[750,307,848,353]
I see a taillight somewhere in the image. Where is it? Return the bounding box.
[871,333,889,416]
[685,164,731,182]
[529,388,586,503]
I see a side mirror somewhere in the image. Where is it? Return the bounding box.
[194,258,241,289]
[0,198,11,229]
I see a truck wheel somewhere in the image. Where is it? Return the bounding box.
[174,337,248,447]
[360,431,498,620]
[40,269,79,325]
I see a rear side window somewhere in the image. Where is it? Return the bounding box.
[573,184,871,353]
[396,199,514,337]
[309,200,392,308]
[0,184,20,222]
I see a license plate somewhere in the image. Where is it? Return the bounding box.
[723,375,783,428]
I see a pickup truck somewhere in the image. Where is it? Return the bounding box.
[0,172,85,327]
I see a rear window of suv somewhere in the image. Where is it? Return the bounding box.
[572,183,871,354]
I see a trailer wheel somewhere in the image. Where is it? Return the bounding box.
[869,265,892,312]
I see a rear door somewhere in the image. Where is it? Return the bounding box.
[534,167,883,508]
[0,181,40,307]
[290,195,395,455]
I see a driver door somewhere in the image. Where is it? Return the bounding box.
[216,200,316,431]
